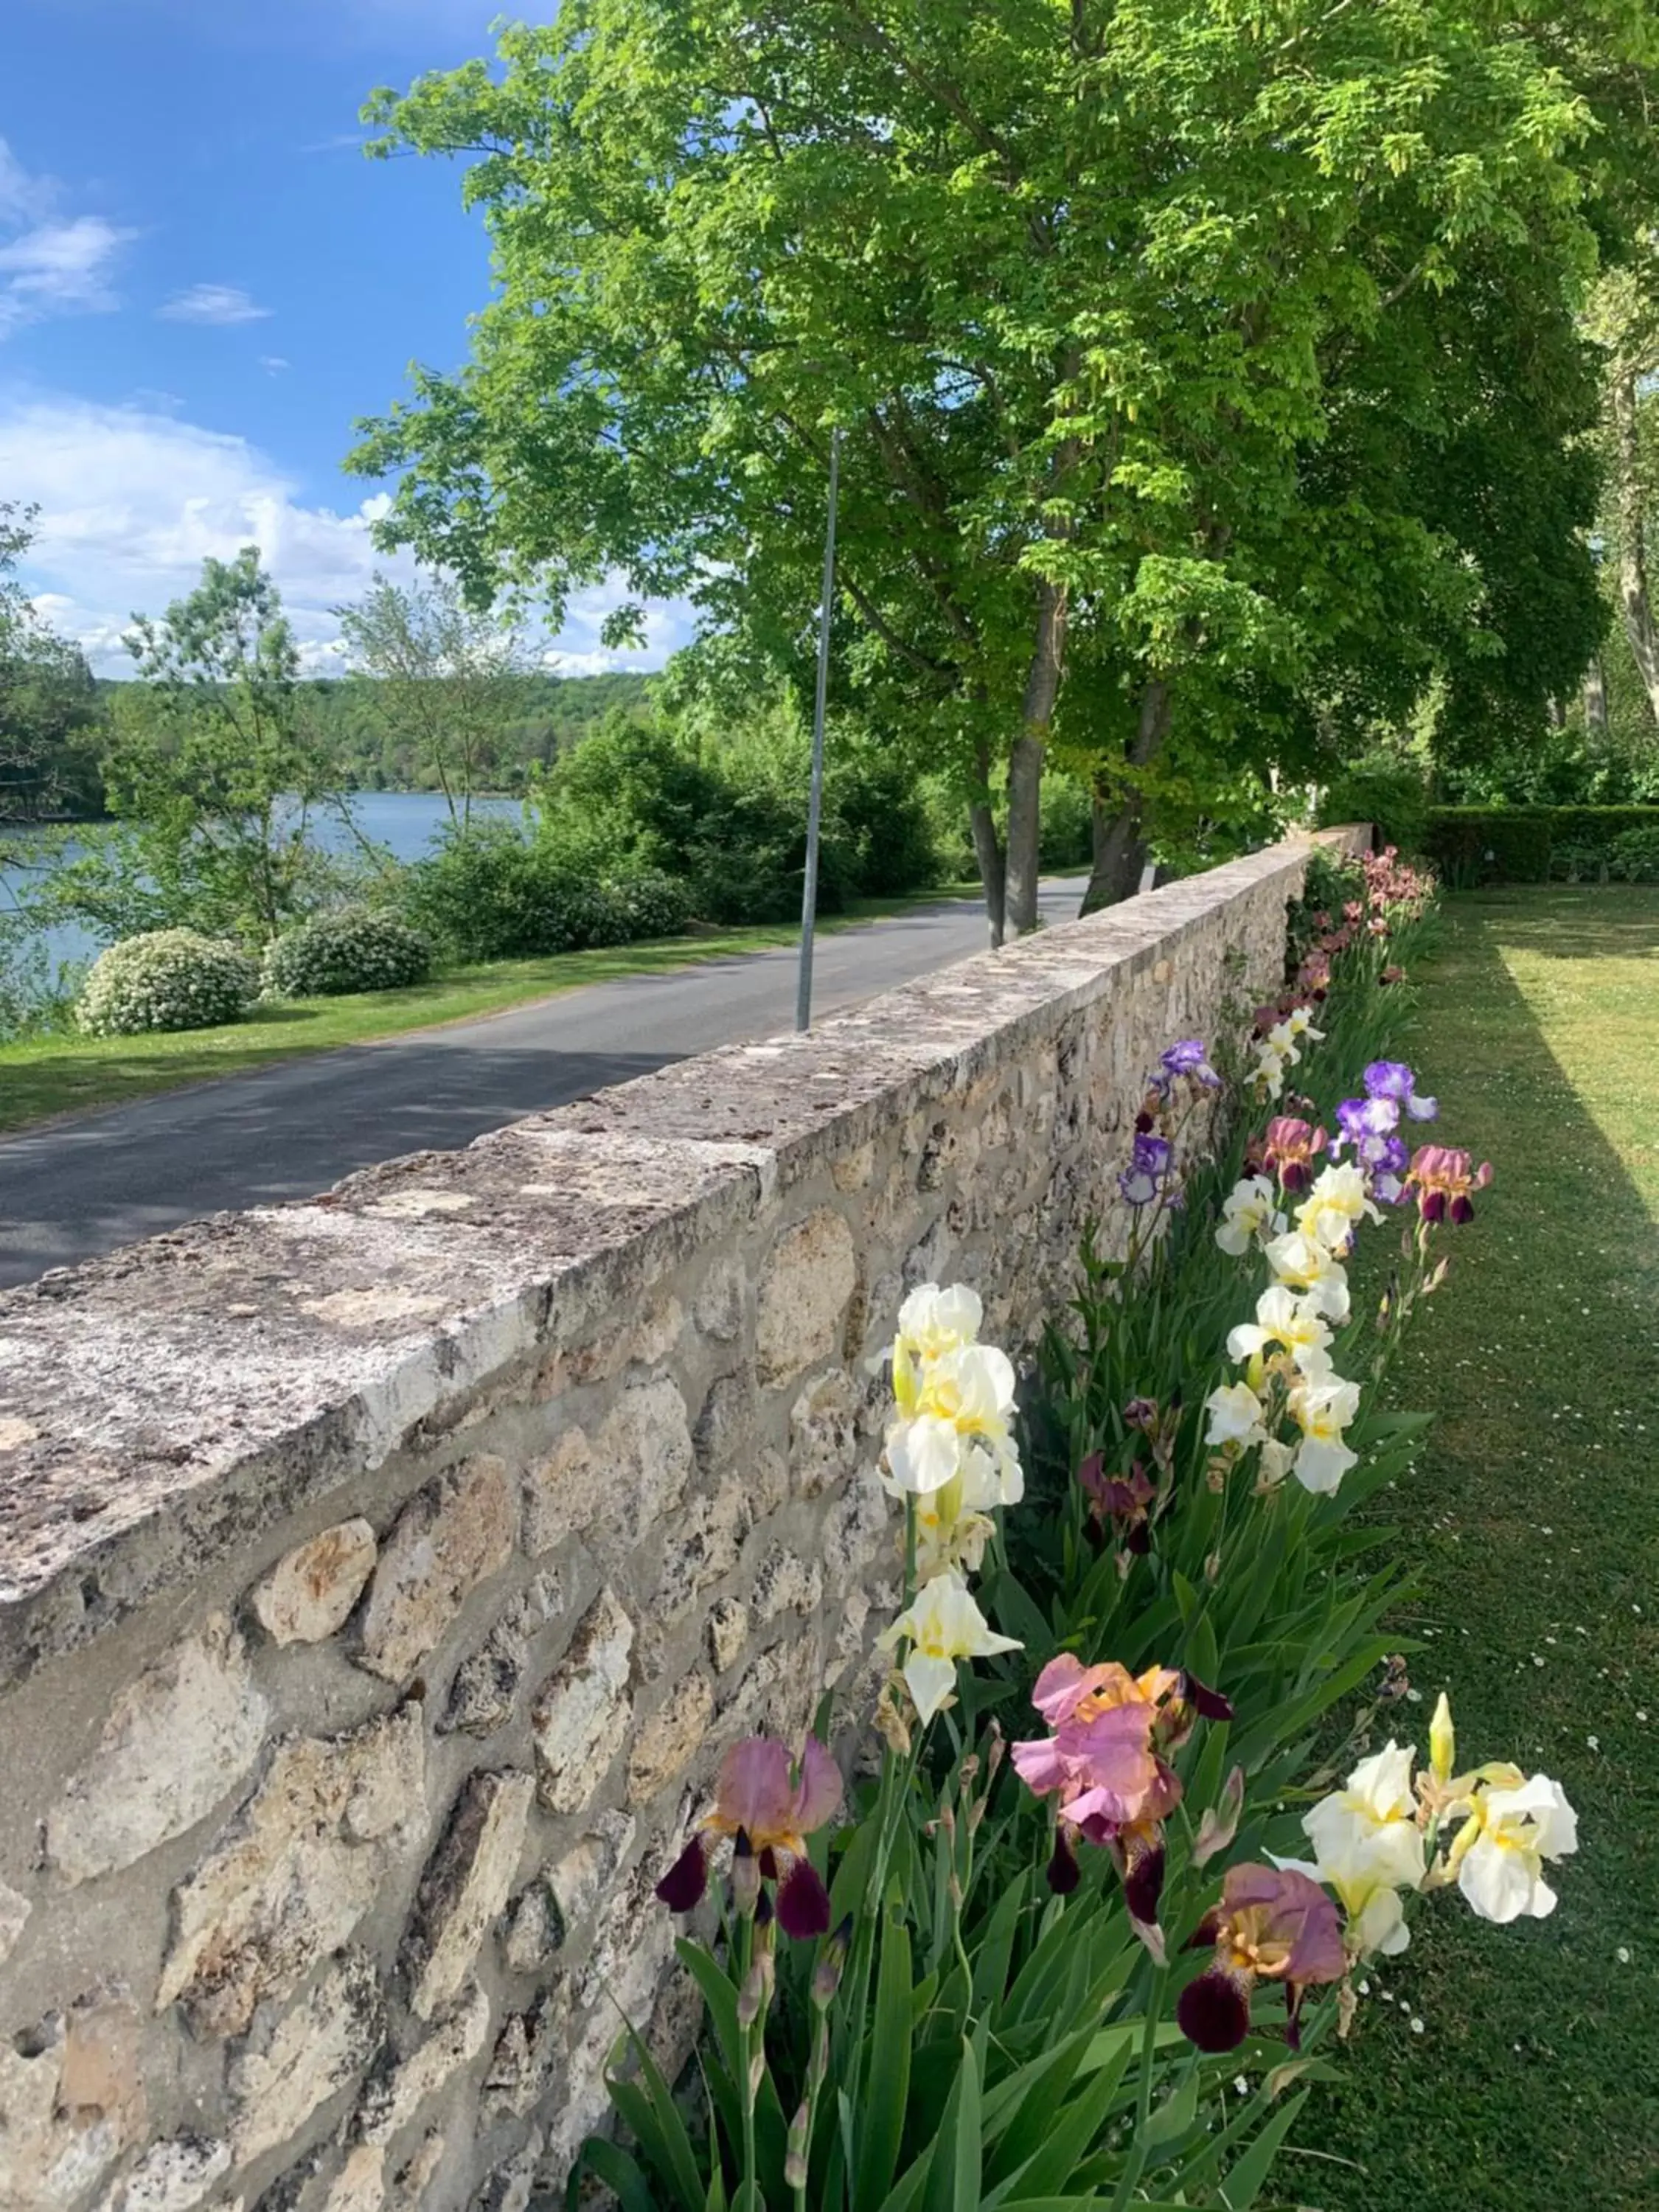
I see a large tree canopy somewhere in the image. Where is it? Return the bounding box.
[351,0,1658,933]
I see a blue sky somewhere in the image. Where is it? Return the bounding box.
[0,0,688,674]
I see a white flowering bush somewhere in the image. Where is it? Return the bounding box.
[75,929,259,1036]
[260,908,433,998]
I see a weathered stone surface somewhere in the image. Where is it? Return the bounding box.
[530,1589,633,1815]
[627,1672,715,1806]
[822,1466,891,1591]
[706,1597,749,1674]
[439,1574,560,1739]
[653,1482,748,1618]
[692,1369,757,1472]
[0,1874,29,1967]
[47,1615,268,1884]
[0,1984,147,2212]
[96,2137,232,2212]
[567,1295,682,1385]
[158,1703,425,2038]
[404,1770,535,2020]
[467,2128,542,2212]
[546,1810,636,1936]
[356,1982,490,2148]
[501,1879,559,1975]
[480,1989,564,2122]
[389,2133,444,2211]
[755,1210,857,1383]
[789,1370,863,1498]
[526,1378,692,1558]
[752,1548,824,1624]
[692,1255,745,1342]
[358,1457,516,1683]
[318,2145,383,2212]
[229,1948,384,2165]
[251,1521,378,1646]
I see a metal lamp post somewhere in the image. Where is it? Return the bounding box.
[796,427,843,1033]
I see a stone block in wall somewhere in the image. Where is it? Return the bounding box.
[158,1702,426,2039]
[0,1875,29,1969]
[46,1615,268,1885]
[94,2134,232,2212]
[358,1458,517,1684]
[228,1947,384,2165]
[754,1209,858,1383]
[439,1572,561,1739]
[545,1809,636,1938]
[788,1369,863,1499]
[250,1521,378,1646]
[403,1770,535,2022]
[626,1672,715,1806]
[355,1980,490,2149]
[529,1589,633,1815]
[524,1376,692,1559]
[0,1983,146,2212]
[480,1989,564,2123]
[317,2145,384,2212]
[704,1597,748,1675]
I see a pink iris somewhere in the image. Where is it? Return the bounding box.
[1177,1863,1346,2053]
[1405,1144,1493,1225]
[1012,1655,1230,1926]
[1261,1116,1327,1194]
[655,1735,843,1938]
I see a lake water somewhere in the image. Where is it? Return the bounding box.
[0,791,521,992]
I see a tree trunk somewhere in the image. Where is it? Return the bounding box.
[1004,580,1068,939]
[1583,655,1609,738]
[970,799,1006,950]
[1080,679,1171,915]
[1612,370,1659,726]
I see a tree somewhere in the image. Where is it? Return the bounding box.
[83,549,338,941]
[0,502,102,823]
[350,0,1658,936]
[1587,245,1659,729]
[335,570,533,824]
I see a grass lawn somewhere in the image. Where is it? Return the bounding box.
[1308,886,1659,2211]
[0,884,984,1135]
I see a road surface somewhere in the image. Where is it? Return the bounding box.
[0,879,1085,1289]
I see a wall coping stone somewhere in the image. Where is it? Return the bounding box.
[0,832,1357,1691]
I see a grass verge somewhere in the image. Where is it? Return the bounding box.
[1311,886,1659,2211]
[0,884,984,1135]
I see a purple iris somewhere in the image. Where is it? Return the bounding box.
[1363,1132,1411,1204]
[1363,1060,1438,1121]
[1156,1039,1220,1093]
[1119,1131,1174,1206]
[1333,1094,1399,1155]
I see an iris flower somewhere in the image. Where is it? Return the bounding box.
[1405,1145,1493,1225]
[1264,1228,1351,1321]
[1261,1116,1327,1195]
[1119,1130,1175,1206]
[1227,1283,1333,1382]
[1286,1373,1361,1493]
[1153,1038,1220,1093]
[1012,1655,1230,1927]
[884,1340,1020,1498]
[1446,1771,1578,1922]
[1204,1380,1268,1449]
[1177,1863,1346,2052]
[1295,1161,1381,1254]
[1077,1453,1157,1550]
[1277,1743,1427,1955]
[656,1736,843,1937]
[1363,1060,1439,1121]
[1215,1175,1283,1256]
[891,1282,984,1412]
[880,1571,1021,1722]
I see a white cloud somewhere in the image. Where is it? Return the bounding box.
[1,390,698,678]
[0,141,133,340]
[259,355,291,374]
[159,282,272,326]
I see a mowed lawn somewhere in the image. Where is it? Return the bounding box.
[1310,888,1659,2211]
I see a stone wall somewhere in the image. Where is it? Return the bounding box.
[0,832,1363,2212]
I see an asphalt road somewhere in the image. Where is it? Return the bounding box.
[0,879,1085,1290]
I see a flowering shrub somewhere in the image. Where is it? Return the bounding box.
[260,907,433,998]
[585,858,1576,2212]
[75,928,258,1035]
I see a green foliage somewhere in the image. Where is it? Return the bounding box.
[1424,804,1659,883]
[401,819,692,961]
[350,0,1655,929]
[260,908,433,998]
[90,549,343,942]
[0,502,105,822]
[1317,765,1430,855]
[1608,823,1659,882]
[75,928,257,1037]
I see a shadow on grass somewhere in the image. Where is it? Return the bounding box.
[1310,894,1659,2211]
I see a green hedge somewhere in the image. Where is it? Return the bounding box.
[1424,805,1659,884]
